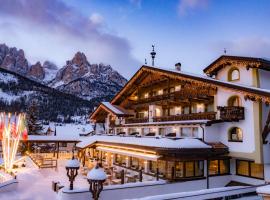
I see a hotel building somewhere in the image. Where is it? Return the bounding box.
[77,55,270,186]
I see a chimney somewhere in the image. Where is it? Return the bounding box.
[175,62,181,71]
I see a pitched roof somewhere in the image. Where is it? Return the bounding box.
[111,65,270,105]
[203,55,270,76]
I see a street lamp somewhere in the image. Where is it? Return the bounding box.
[87,163,107,200]
[65,156,80,190]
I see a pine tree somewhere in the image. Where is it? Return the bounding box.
[26,101,44,135]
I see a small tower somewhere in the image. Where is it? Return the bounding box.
[150,45,156,66]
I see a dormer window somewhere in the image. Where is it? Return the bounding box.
[228,67,240,81]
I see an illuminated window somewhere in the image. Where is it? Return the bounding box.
[144,93,149,98]
[236,160,264,179]
[228,96,241,107]
[228,67,240,81]
[209,159,230,176]
[228,127,243,142]
[175,85,181,91]
[158,89,163,95]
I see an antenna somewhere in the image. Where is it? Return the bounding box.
[224,48,227,55]
[150,45,156,66]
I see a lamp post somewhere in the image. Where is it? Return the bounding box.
[65,156,80,190]
[87,163,107,200]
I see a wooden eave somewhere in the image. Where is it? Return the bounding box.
[77,140,228,159]
[90,103,133,122]
[111,65,270,105]
[203,55,270,76]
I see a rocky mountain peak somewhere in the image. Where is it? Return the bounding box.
[70,52,89,66]
[28,61,45,80]
[0,43,29,75]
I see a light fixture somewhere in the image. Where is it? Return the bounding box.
[65,156,80,190]
[87,163,107,200]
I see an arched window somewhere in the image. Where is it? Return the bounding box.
[228,96,241,107]
[228,67,240,81]
[228,127,243,142]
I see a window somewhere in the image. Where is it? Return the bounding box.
[228,67,240,81]
[228,127,243,142]
[228,96,242,107]
[236,160,264,179]
[174,161,204,178]
[208,159,230,176]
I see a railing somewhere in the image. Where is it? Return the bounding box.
[125,118,149,124]
[153,112,216,122]
[135,89,215,105]
[217,106,245,121]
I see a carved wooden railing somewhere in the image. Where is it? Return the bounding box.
[125,117,149,124]
[153,112,216,122]
[135,89,215,105]
[217,106,245,121]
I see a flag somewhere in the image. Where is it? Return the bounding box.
[22,128,28,141]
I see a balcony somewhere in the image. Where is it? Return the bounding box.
[153,112,216,122]
[217,106,245,121]
[125,117,148,124]
[134,90,214,105]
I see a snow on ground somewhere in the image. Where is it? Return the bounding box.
[0,90,33,103]
[0,158,89,200]
[0,72,18,83]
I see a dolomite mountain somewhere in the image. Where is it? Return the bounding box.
[0,43,127,100]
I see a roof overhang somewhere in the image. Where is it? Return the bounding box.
[203,55,270,76]
[90,102,134,122]
[111,65,270,105]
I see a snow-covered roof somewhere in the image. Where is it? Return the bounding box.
[256,185,270,194]
[27,123,93,142]
[102,102,124,115]
[76,135,211,149]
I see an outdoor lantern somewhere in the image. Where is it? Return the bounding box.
[65,156,80,190]
[87,163,107,200]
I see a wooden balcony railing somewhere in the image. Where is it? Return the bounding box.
[153,112,216,122]
[217,106,245,121]
[125,118,149,124]
[135,89,214,105]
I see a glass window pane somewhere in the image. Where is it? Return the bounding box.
[220,160,229,174]
[209,160,219,175]
[237,160,249,176]
[185,162,194,177]
[251,162,264,179]
[175,162,184,178]
[195,161,204,177]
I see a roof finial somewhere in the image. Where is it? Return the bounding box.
[150,45,156,66]
[144,58,147,65]
[224,48,227,55]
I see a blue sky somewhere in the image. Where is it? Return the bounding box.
[0,0,269,78]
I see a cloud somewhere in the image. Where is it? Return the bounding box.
[178,0,209,16]
[89,13,104,25]
[211,37,270,59]
[0,0,140,78]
